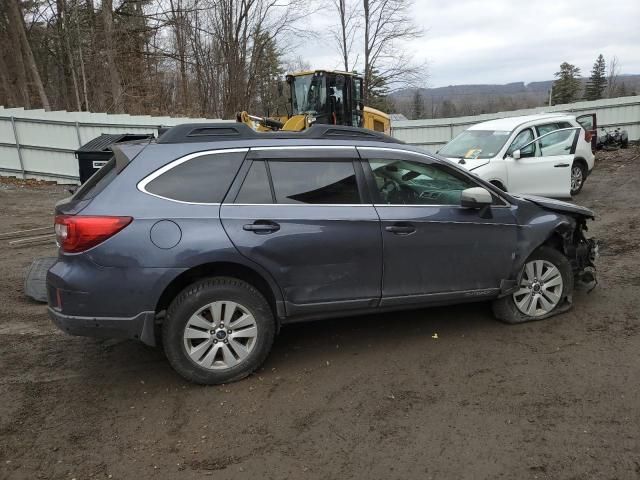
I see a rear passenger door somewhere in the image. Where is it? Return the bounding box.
[220,146,382,317]
[504,126,573,198]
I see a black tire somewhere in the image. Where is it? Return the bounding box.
[162,277,275,385]
[492,246,573,325]
[570,161,587,196]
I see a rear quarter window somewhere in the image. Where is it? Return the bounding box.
[143,151,245,203]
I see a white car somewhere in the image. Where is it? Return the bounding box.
[438,113,596,197]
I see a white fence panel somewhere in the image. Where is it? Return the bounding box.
[0,108,229,183]
[2,97,638,183]
[392,95,640,151]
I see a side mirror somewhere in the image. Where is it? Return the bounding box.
[512,149,521,160]
[461,187,492,209]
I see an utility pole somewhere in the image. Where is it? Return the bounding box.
[548,85,553,107]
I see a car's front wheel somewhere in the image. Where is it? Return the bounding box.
[492,247,573,324]
[163,277,275,384]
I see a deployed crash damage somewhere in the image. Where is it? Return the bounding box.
[522,194,597,288]
[492,194,598,323]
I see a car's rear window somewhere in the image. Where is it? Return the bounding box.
[144,151,245,203]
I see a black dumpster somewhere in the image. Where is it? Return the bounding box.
[75,133,154,184]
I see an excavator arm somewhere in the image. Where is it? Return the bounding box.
[236,111,314,132]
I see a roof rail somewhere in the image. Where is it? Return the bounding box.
[157,122,403,144]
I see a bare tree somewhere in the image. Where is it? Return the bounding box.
[606,55,620,98]
[102,0,123,111]
[362,0,424,103]
[332,0,359,71]
[6,0,50,110]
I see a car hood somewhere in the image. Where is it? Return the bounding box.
[518,194,595,219]
[444,157,490,171]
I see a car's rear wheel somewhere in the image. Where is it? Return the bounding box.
[162,277,275,384]
[492,247,573,324]
[570,161,587,195]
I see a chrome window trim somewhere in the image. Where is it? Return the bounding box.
[373,203,511,209]
[137,148,249,205]
[226,203,371,207]
[250,146,356,151]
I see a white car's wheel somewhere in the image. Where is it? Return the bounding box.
[570,161,587,195]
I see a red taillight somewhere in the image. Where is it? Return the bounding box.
[54,215,132,253]
[584,130,593,142]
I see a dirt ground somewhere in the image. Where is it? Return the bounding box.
[1,147,639,480]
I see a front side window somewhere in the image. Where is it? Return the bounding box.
[369,159,477,205]
[144,151,244,203]
[536,123,559,136]
[269,161,360,204]
[507,128,536,157]
[439,130,511,160]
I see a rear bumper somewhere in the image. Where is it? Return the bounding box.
[48,307,156,346]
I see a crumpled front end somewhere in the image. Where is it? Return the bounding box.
[558,216,598,291]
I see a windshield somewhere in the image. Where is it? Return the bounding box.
[439,130,511,159]
[291,74,326,115]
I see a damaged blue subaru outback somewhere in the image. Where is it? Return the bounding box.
[47,124,597,384]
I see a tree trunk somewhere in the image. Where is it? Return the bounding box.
[0,53,18,106]
[363,0,370,103]
[5,3,31,108]
[7,0,50,110]
[338,0,349,71]
[102,0,123,111]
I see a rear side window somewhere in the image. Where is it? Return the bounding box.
[269,161,360,204]
[144,151,244,203]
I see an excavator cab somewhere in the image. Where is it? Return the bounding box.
[287,71,364,128]
[237,69,390,134]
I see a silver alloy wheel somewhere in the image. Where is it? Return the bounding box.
[513,260,563,317]
[183,301,258,370]
[571,165,583,192]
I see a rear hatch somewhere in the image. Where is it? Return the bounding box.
[56,143,147,215]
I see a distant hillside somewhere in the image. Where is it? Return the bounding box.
[390,74,640,119]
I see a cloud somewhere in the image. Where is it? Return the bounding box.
[289,0,640,87]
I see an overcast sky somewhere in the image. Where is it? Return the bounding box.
[292,0,640,88]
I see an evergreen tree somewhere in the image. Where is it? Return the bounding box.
[552,62,581,105]
[584,54,606,100]
[366,67,391,111]
[251,33,285,117]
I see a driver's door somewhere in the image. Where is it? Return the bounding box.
[358,147,518,306]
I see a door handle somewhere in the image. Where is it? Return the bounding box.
[243,221,280,234]
[385,223,416,235]
[554,163,570,168]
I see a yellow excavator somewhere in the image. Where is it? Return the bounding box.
[237,70,391,135]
